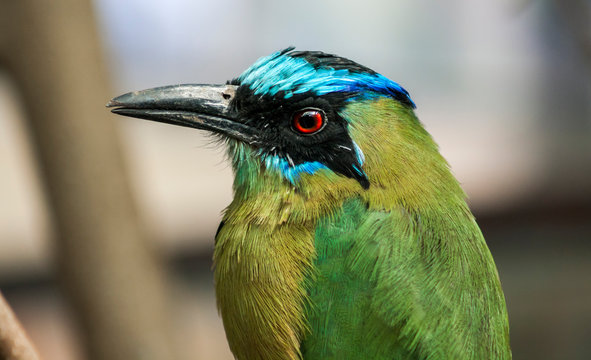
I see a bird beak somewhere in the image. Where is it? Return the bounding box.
[107,84,259,145]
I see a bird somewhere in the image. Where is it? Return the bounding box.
[107,47,511,360]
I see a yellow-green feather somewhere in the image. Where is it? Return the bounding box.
[214,98,510,359]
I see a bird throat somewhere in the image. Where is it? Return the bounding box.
[213,186,320,359]
[213,140,365,359]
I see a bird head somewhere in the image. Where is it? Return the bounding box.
[108,48,451,204]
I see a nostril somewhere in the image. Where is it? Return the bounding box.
[222,92,232,100]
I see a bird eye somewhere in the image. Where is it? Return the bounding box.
[292,109,325,135]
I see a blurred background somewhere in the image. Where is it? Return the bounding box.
[0,0,590,359]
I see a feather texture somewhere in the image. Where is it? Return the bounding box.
[215,98,510,359]
[109,48,510,359]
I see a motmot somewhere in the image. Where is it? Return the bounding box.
[108,48,511,360]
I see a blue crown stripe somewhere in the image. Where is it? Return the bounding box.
[237,49,415,108]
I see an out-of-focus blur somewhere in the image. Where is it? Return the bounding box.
[0,0,589,359]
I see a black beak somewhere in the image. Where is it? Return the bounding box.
[107,84,259,145]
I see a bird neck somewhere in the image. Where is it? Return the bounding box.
[345,97,468,214]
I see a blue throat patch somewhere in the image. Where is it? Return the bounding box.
[262,141,366,186]
[263,155,328,185]
[236,48,415,107]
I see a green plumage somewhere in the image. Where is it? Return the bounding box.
[304,198,508,359]
[108,50,511,359]
[215,99,511,359]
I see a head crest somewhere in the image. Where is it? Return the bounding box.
[234,47,415,108]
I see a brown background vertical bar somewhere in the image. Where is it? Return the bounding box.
[0,1,178,360]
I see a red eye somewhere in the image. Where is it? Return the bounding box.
[292,109,325,134]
